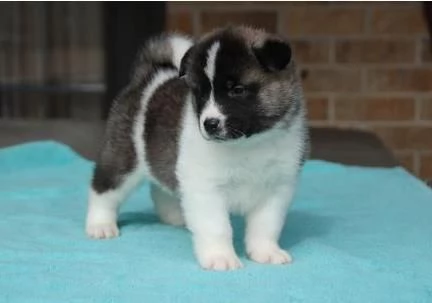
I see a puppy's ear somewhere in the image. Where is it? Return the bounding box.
[253,39,292,72]
[179,46,194,78]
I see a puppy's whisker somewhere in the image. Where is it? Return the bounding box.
[226,126,246,137]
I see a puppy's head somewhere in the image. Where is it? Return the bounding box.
[179,26,303,142]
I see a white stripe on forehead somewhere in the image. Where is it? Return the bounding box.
[204,42,220,82]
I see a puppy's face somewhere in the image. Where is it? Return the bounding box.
[180,27,302,142]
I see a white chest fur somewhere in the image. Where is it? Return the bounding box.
[176,102,305,214]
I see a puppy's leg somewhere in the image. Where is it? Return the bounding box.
[86,153,143,239]
[245,185,295,264]
[182,190,242,271]
[151,184,184,227]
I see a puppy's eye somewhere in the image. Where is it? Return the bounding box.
[229,85,246,98]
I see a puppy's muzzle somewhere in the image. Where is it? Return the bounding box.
[203,118,222,137]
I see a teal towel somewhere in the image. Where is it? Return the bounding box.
[1,141,431,303]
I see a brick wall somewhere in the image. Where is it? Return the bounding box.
[167,2,432,180]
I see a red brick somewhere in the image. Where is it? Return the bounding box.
[167,12,194,35]
[170,2,298,10]
[419,153,432,180]
[421,39,432,63]
[373,127,432,150]
[420,98,432,120]
[302,69,362,93]
[200,11,277,34]
[306,96,329,120]
[334,97,415,121]
[367,69,432,92]
[291,40,330,64]
[371,6,428,34]
[335,39,416,63]
[283,7,365,36]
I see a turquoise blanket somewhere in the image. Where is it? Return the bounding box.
[1,141,431,302]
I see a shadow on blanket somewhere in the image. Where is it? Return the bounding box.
[118,212,160,227]
[116,210,334,257]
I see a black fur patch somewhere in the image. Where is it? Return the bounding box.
[144,78,189,191]
[92,83,142,193]
[253,40,292,72]
[180,36,217,117]
[179,47,193,78]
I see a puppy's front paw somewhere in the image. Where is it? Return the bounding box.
[195,242,243,271]
[199,252,243,271]
[86,222,119,239]
[247,242,292,264]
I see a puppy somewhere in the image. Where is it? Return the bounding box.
[86,26,309,271]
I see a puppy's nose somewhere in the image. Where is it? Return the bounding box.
[203,118,221,135]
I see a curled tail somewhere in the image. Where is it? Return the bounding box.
[133,33,193,79]
[167,34,194,71]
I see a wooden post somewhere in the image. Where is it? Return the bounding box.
[102,2,166,119]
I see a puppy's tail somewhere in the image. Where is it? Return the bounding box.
[134,33,193,75]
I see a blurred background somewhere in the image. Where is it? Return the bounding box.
[0,1,431,181]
